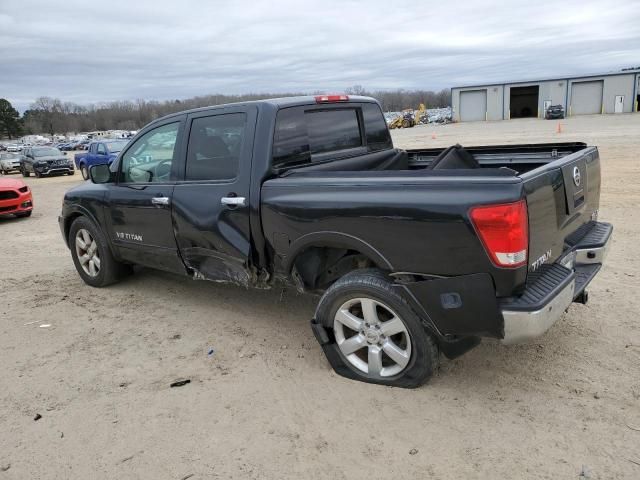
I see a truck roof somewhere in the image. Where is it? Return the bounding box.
[146,95,379,126]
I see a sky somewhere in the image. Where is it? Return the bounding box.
[1,0,639,112]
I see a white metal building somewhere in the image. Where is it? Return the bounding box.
[451,69,640,122]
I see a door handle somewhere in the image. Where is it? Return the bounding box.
[221,196,246,207]
[151,196,170,206]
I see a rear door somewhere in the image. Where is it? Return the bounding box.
[171,106,257,285]
[105,117,186,274]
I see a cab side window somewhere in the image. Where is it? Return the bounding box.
[185,113,246,181]
[120,122,179,183]
[97,144,106,155]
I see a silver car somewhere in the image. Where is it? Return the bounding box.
[0,153,22,174]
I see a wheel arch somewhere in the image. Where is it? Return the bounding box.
[62,205,115,257]
[284,232,393,292]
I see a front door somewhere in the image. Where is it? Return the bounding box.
[171,106,257,285]
[105,117,186,274]
[614,95,624,113]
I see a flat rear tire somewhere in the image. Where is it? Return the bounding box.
[314,269,438,388]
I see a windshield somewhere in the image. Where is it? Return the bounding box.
[33,147,63,157]
[106,141,128,153]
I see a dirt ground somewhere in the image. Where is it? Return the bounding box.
[1,114,638,479]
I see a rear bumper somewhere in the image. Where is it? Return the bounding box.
[500,222,612,344]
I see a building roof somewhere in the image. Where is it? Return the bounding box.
[452,68,640,90]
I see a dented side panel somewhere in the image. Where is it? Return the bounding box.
[171,105,258,286]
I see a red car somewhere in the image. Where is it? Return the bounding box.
[0,177,33,218]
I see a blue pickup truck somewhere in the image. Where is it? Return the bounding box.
[74,140,129,179]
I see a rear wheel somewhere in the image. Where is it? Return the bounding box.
[314,269,438,388]
[69,216,130,287]
[21,167,29,177]
[34,170,42,178]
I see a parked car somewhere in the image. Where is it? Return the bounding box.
[545,104,565,119]
[74,140,129,179]
[59,95,612,388]
[6,144,22,152]
[59,142,77,151]
[0,176,33,218]
[21,146,75,177]
[0,152,22,174]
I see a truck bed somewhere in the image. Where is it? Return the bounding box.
[405,142,588,175]
[262,141,600,298]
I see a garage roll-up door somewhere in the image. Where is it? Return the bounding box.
[460,90,487,122]
[570,81,603,115]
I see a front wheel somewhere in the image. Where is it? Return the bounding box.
[314,269,439,388]
[80,165,89,180]
[69,216,130,287]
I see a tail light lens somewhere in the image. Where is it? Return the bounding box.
[469,200,528,268]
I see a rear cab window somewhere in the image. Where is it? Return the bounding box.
[272,102,392,171]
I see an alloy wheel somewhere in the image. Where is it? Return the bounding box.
[333,297,412,377]
[75,228,101,277]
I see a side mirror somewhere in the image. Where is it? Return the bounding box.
[89,164,113,184]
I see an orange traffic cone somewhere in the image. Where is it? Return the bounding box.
[556,122,562,134]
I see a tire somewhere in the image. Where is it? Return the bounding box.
[69,216,130,287]
[402,119,410,128]
[67,170,75,176]
[314,269,438,388]
[34,170,41,178]
[80,165,89,180]
[21,168,29,177]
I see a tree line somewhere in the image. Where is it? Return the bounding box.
[2,87,450,138]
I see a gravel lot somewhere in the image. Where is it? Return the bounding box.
[1,114,638,479]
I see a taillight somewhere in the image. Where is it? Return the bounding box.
[315,94,349,103]
[469,200,528,268]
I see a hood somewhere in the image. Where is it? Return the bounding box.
[0,177,27,190]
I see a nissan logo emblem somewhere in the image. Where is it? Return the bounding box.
[573,166,581,187]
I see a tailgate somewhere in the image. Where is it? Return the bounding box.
[522,146,601,272]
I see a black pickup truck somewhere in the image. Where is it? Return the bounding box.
[59,95,612,388]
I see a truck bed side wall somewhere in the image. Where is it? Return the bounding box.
[261,175,527,297]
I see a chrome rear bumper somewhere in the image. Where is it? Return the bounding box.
[501,224,611,345]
